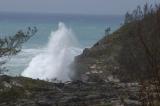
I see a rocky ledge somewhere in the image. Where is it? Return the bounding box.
[0,75,140,106]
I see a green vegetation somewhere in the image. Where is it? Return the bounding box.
[74,4,160,106]
[1,3,160,106]
[118,3,160,81]
[118,4,160,105]
[0,27,37,74]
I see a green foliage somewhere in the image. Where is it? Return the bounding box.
[0,86,25,102]
[0,27,37,56]
[0,27,37,74]
[98,103,112,106]
[124,4,155,24]
[117,4,160,81]
[105,27,111,36]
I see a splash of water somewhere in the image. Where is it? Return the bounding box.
[22,22,82,81]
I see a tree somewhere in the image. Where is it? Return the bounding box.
[117,4,160,105]
[105,27,111,36]
[124,12,133,24]
[0,27,37,74]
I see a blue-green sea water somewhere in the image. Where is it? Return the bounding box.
[0,12,123,78]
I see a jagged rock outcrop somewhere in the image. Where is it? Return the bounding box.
[73,15,160,82]
[73,4,160,83]
[73,25,125,82]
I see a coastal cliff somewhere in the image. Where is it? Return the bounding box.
[0,22,143,105]
[1,5,160,106]
[73,10,160,82]
[0,22,143,106]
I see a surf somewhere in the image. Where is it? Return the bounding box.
[22,22,82,82]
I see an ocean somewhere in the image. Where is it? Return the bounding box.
[0,12,123,80]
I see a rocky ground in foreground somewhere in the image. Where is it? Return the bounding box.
[0,75,140,106]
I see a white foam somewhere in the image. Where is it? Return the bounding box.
[22,22,82,82]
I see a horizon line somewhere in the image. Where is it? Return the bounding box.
[0,11,125,16]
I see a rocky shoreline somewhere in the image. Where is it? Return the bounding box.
[0,75,140,106]
[0,20,146,106]
[0,20,143,106]
[1,5,160,105]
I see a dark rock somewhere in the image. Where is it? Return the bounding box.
[0,75,140,106]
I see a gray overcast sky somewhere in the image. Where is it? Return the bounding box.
[0,0,159,15]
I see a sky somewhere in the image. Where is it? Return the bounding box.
[0,0,159,15]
